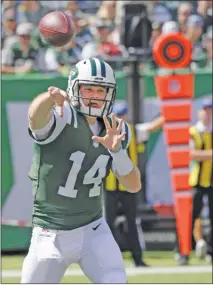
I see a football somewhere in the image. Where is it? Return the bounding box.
[39,11,76,47]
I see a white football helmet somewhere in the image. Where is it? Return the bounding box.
[67,58,117,118]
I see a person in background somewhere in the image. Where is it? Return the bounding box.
[149,0,172,24]
[81,19,123,62]
[16,0,48,25]
[177,2,193,34]
[149,21,162,48]
[178,99,213,265]
[39,0,67,12]
[64,0,85,18]
[2,22,40,74]
[201,26,212,69]
[191,25,213,70]
[96,0,117,22]
[141,21,162,72]
[71,15,94,55]
[44,40,78,75]
[95,0,119,47]
[1,0,17,17]
[161,21,179,34]
[197,0,213,34]
[104,102,164,268]
[1,8,17,49]
[77,0,101,14]
[185,15,206,63]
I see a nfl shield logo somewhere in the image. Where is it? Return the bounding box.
[168,80,181,94]
[93,140,99,148]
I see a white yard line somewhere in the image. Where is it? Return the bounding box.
[2,266,212,278]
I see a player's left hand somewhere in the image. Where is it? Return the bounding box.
[92,113,126,152]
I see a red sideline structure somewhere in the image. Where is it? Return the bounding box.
[153,32,193,256]
[1,219,31,227]
[155,73,193,256]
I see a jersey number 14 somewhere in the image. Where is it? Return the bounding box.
[58,151,110,198]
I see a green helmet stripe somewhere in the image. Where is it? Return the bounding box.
[99,59,106,77]
[89,58,97,76]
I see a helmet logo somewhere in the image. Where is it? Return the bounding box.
[70,66,79,80]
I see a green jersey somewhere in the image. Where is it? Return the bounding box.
[28,103,131,230]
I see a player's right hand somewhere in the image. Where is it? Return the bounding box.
[48,86,71,117]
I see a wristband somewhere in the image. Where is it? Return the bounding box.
[108,147,134,176]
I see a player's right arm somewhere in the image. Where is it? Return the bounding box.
[28,87,70,130]
[28,87,73,144]
[28,91,55,130]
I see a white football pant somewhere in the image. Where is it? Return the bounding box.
[21,217,127,283]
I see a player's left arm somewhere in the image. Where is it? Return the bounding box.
[114,162,141,193]
[92,114,141,193]
[111,120,141,193]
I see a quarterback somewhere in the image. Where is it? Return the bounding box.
[21,58,141,283]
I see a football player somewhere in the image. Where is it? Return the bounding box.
[21,58,141,283]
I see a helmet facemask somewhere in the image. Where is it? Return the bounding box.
[68,80,116,118]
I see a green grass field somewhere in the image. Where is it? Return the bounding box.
[1,251,212,284]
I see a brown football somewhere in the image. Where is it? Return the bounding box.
[39,11,76,47]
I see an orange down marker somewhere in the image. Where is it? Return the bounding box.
[153,32,193,256]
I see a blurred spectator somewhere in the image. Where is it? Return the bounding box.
[108,22,121,46]
[197,0,213,34]
[16,0,48,25]
[177,2,193,34]
[89,0,117,38]
[163,1,181,21]
[2,22,40,74]
[1,8,18,49]
[1,0,17,15]
[104,102,164,267]
[65,0,85,18]
[149,22,162,47]
[162,21,179,34]
[97,0,117,22]
[201,26,213,69]
[185,15,206,61]
[64,3,93,49]
[187,99,213,264]
[1,0,211,75]
[81,19,123,60]
[149,0,172,24]
[104,102,148,268]
[77,0,101,14]
[44,40,79,74]
[40,0,67,11]
[140,21,163,72]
